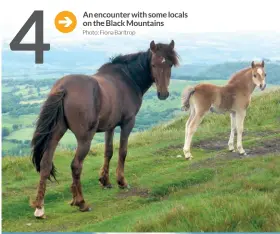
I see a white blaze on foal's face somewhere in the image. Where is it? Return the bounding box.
[251,61,266,91]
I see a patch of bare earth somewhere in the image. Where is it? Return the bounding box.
[191,136,280,169]
[117,187,149,198]
[193,130,280,151]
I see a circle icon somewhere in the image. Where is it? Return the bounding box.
[54,11,77,33]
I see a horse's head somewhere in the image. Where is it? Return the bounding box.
[150,40,179,100]
[251,60,266,91]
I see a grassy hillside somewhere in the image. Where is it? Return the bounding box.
[2,89,280,232]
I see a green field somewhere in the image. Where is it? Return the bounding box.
[3,79,232,156]
[2,89,280,232]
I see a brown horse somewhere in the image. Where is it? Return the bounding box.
[181,61,266,160]
[31,40,179,218]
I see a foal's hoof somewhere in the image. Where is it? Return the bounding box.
[34,207,46,219]
[239,152,247,156]
[184,152,193,160]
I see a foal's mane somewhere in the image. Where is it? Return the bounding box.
[227,67,251,85]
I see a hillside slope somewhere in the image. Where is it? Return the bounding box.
[2,90,280,232]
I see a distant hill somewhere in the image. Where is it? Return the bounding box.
[173,61,280,84]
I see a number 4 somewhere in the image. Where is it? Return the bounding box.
[10,11,50,64]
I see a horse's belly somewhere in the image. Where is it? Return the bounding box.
[209,105,227,114]
[96,112,122,132]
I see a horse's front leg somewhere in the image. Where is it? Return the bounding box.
[116,118,135,189]
[236,110,247,155]
[228,112,236,152]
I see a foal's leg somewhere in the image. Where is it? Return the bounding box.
[183,108,195,156]
[116,118,135,189]
[228,112,236,152]
[183,111,205,160]
[70,132,94,211]
[236,110,247,155]
[99,129,115,188]
[32,125,66,218]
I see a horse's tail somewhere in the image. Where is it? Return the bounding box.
[181,87,195,111]
[31,89,66,181]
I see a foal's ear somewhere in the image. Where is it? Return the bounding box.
[251,61,255,68]
[150,40,157,53]
[261,60,265,67]
[169,40,175,50]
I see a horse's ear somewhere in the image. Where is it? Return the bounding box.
[169,40,175,50]
[150,40,157,53]
[261,60,265,67]
[251,61,255,68]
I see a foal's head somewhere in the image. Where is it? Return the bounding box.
[150,40,179,100]
[251,61,266,91]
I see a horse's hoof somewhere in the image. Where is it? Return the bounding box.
[34,207,46,219]
[102,184,113,189]
[79,203,92,212]
[69,200,75,206]
[119,184,130,189]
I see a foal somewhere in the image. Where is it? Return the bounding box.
[181,61,266,160]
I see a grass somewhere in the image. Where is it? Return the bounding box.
[2,89,280,232]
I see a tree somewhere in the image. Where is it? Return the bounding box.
[12,124,19,131]
[2,127,10,137]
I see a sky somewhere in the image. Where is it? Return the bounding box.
[1,0,280,45]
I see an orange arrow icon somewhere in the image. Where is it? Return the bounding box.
[55,11,77,33]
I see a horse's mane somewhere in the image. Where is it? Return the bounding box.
[97,50,152,93]
[97,46,179,94]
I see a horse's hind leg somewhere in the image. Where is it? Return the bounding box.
[70,131,95,211]
[99,129,115,188]
[117,118,135,189]
[32,125,67,218]
[183,109,206,160]
[228,112,236,152]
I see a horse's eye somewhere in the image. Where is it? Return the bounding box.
[152,64,156,68]
[253,74,257,78]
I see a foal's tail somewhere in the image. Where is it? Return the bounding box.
[31,89,66,180]
[181,87,195,111]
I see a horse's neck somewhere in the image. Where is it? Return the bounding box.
[127,55,153,96]
[226,68,256,94]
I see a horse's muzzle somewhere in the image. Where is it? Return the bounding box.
[260,84,266,91]
[157,92,169,100]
